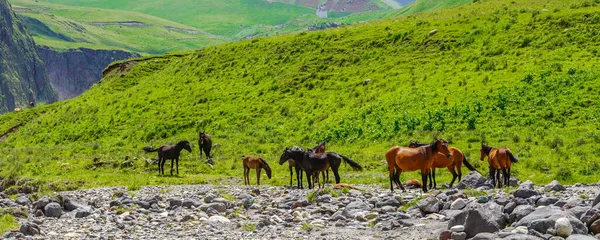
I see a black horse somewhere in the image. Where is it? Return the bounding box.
[198,131,212,160]
[143,140,192,175]
[302,148,363,189]
[279,146,306,189]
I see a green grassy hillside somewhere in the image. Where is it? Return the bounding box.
[388,0,473,17]
[2,0,600,192]
[35,0,315,37]
[10,0,227,54]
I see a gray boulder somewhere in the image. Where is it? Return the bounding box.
[75,206,92,218]
[545,180,566,192]
[593,192,600,209]
[19,222,40,236]
[417,196,441,213]
[63,197,83,211]
[513,188,540,198]
[528,218,554,234]
[566,235,597,240]
[448,204,501,238]
[470,232,499,240]
[537,197,560,206]
[44,202,62,218]
[456,171,487,189]
[510,205,535,223]
[15,196,31,206]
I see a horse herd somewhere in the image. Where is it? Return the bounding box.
[143,132,518,193]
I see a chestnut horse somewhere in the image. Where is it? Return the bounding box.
[302,149,363,189]
[242,156,272,185]
[278,146,305,188]
[385,139,452,192]
[409,141,478,189]
[480,143,518,188]
[198,131,212,160]
[143,140,192,175]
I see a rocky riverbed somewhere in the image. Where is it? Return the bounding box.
[2,172,600,240]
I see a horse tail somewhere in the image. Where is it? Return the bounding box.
[143,146,158,153]
[507,150,519,163]
[462,156,477,171]
[340,154,363,171]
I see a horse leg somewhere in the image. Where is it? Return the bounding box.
[502,168,509,187]
[448,166,457,188]
[170,159,174,175]
[289,166,293,187]
[495,169,502,188]
[176,157,179,175]
[257,169,261,185]
[507,167,511,187]
[243,167,248,185]
[421,171,428,193]
[326,169,329,183]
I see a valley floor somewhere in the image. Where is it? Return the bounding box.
[2,178,600,239]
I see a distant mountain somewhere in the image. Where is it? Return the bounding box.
[0,0,57,113]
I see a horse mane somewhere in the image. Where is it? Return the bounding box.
[409,141,428,148]
[482,143,492,155]
[289,146,304,152]
[259,158,270,168]
[429,140,438,153]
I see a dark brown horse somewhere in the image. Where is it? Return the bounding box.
[480,143,518,188]
[143,140,192,175]
[409,141,478,189]
[301,149,363,189]
[242,156,272,185]
[385,139,451,192]
[311,142,328,183]
[198,131,212,159]
[278,146,305,188]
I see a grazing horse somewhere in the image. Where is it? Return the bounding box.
[480,143,518,188]
[242,156,272,185]
[279,146,305,188]
[409,141,478,189]
[143,140,192,175]
[302,149,363,189]
[385,139,452,192]
[198,131,212,159]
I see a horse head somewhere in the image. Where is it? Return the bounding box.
[480,143,491,161]
[261,158,272,179]
[178,140,192,153]
[432,139,452,159]
[279,148,290,165]
[199,131,206,144]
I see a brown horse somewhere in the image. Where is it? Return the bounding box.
[143,140,192,175]
[278,146,305,188]
[480,143,518,188]
[301,149,363,189]
[409,141,478,189]
[385,139,452,192]
[242,156,272,185]
[198,131,212,159]
[311,142,328,183]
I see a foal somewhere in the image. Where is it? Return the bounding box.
[242,156,272,185]
[143,140,192,175]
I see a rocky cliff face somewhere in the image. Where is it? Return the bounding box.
[0,0,57,113]
[37,46,139,100]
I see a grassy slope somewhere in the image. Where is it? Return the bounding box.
[388,0,473,17]
[2,0,600,191]
[9,0,227,54]
[36,0,315,37]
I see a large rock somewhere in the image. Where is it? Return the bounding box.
[516,207,587,235]
[537,197,560,206]
[545,180,566,192]
[450,199,467,210]
[63,197,83,211]
[513,189,540,198]
[207,215,230,224]
[528,218,554,234]
[448,204,501,238]
[74,206,92,218]
[456,172,487,189]
[471,232,499,240]
[510,205,535,223]
[44,202,62,218]
[566,235,597,240]
[15,196,31,206]
[556,217,573,238]
[417,196,441,213]
[19,222,40,236]
[593,192,600,208]
[201,203,227,213]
